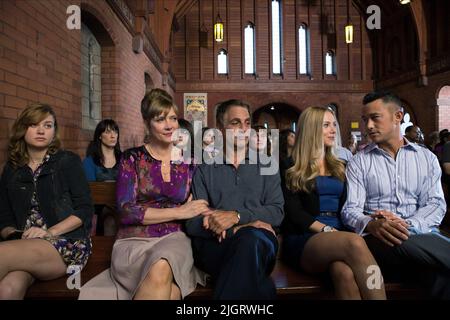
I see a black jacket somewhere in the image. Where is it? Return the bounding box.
[0,150,93,240]
[280,157,347,234]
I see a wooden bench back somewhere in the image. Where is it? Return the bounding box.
[88,182,116,207]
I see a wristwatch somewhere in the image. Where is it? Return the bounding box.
[321,225,334,232]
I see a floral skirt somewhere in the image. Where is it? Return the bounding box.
[24,212,92,269]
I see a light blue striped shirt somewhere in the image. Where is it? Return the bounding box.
[341,140,446,235]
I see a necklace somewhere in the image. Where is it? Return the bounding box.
[30,158,44,165]
[146,144,171,167]
[29,153,49,166]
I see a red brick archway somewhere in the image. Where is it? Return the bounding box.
[437,85,450,131]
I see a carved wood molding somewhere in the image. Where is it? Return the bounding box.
[141,25,164,73]
[106,0,135,34]
[376,70,420,89]
[175,80,374,93]
[167,71,176,91]
[428,55,450,76]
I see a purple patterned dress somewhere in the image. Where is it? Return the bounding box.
[25,154,92,268]
[116,146,196,239]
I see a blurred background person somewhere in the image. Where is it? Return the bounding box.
[249,125,271,156]
[83,119,121,236]
[279,129,295,164]
[346,133,358,155]
[174,118,195,161]
[83,119,121,182]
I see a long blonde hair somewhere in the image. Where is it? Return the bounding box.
[8,103,61,169]
[286,106,345,193]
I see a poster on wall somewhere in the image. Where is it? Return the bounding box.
[184,93,207,127]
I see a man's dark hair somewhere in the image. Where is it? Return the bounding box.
[362,91,402,111]
[405,126,415,134]
[215,99,251,128]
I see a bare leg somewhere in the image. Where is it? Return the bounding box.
[300,231,386,300]
[329,261,361,299]
[0,271,34,300]
[169,283,181,300]
[0,239,67,300]
[134,259,174,300]
[0,239,66,281]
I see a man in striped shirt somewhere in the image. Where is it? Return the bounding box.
[342,91,450,298]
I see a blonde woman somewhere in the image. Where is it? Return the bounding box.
[0,104,93,299]
[281,106,386,299]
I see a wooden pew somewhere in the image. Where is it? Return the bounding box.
[88,182,116,208]
[26,235,424,300]
[25,182,426,300]
[88,181,118,236]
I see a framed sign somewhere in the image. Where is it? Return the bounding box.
[184,93,207,126]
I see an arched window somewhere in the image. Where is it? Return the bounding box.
[244,24,255,74]
[81,22,102,130]
[271,0,282,74]
[298,24,310,75]
[217,49,228,74]
[325,50,335,75]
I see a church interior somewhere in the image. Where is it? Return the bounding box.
[1,0,450,301]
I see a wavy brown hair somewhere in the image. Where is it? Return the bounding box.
[286,106,345,193]
[8,103,61,169]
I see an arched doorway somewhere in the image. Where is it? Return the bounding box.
[437,85,450,131]
[400,99,418,135]
[253,103,300,131]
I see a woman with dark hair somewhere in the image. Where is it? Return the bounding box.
[83,119,121,182]
[249,125,271,156]
[279,128,295,163]
[0,103,93,299]
[202,127,219,161]
[174,118,195,160]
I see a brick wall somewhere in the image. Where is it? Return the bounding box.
[379,70,450,137]
[0,0,167,169]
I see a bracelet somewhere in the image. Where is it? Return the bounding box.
[235,211,241,224]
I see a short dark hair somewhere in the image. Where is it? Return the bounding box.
[215,99,251,128]
[177,118,194,158]
[405,126,415,134]
[362,91,402,111]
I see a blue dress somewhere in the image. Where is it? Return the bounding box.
[282,176,345,268]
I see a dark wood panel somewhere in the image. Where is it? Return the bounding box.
[176,79,373,93]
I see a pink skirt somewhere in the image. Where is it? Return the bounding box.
[78,231,207,299]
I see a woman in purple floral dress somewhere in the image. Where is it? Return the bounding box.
[80,89,209,300]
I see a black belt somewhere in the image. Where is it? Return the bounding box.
[319,211,337,217]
